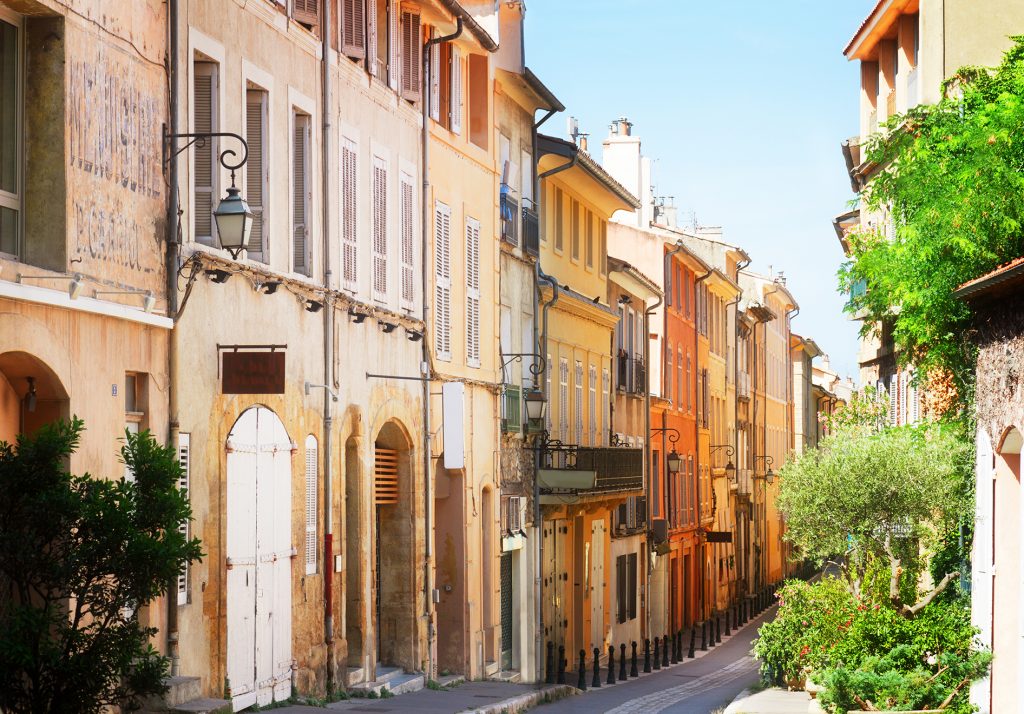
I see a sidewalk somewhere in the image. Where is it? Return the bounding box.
[724,687,812,714]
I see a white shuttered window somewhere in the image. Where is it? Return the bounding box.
[559,357,569,441]
[602,367,610,446]
[388,0,399,91]
[588,364,597,445]
[574,360,584,445]
[450,45,462,134]
[305,435,318,575]
[434,202,452,361]
[372,156,388,301]
[400,173,415,309]
[429,31,440,121]
[341,138,358,291]
[292,114,311,275]
[193,62,218,246]
[245,89,267,261]
[177,433,191,605]
[465,216,481,367]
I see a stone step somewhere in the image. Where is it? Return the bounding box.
[169,698,231,714]
[374,665,402,685]
[137,676,202,712]
[345,666,366,687]
[387,672,425,696]
[489,669,521,683]
[484,660,500,677]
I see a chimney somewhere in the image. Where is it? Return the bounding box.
[579,134,589,152]
[601,116,642,225]
[775,271,786,285]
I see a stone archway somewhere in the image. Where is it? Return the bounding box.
[0,351,69,443]
[992,426,1023,713]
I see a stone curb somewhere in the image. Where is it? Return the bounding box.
[723,687,754,714]
[464,684,577,714]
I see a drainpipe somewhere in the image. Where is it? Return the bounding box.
[693,268,713,620]
[783,306,798,577]
[422,18,463,680]
[165,0,181,677]
[730,258,750,598]
[321,0,335,688]
[723,292,741,605]
[760,285,778,588]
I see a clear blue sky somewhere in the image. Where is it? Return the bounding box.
[524,0,876,381]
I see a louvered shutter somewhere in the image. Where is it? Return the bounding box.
[602,367,610,446]
[616,555,626,624]
[305,435,318,575]
[341,138,358,291]
[293,115,309,274]
[245,90,265,260]
[342,0,366,58]
[193,64,216,246]
[400,174,414,308]
[558,358,568,441]
[401,11,421,101]
[367,0,378,77]
[388,0,399,91]
[429,32,440,121]
[372,156,388,301]
[177,433,191,605]
[434,202,452,361]
[450,44,462,134]
[627,553,638,619]
[546,354,553,432]
[293,0,320,27]
[465,217,481,367]
[374,447,399,505]
[588,365,597,445]
[574,360,583,445]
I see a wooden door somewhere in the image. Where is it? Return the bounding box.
[590,520,605,649]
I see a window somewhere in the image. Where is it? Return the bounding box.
[305,435,318,575]
[468,53,488,149]
[371,155,387,300]
[686,354,692,412]
[369,0,387,80]
[341,0,367,59]
[177,432,191,605]
[193,61,219,246]
[292,113,311,274]
[588,364,597,445]
[664,342,672,402]
[434,201,451,360]
[546,354,553,432]
[400,10,421,101]
[429,31,441,121]
[400,172,414,309]
[292,0,320,28]
[0,15,19,256]
[574,360,583,445]
[450,44,462,134]
[123,373,146,482]
[465,216,481,367]
[652,451,661,519]
[570,199,580,261]
[558,357,569,441]
[387,0,398,90]
[599,220,607,275]
[601,367,610,446]
[683,268,690,318]
[616,553,638,623]
[245,88,267,261]
[676,349,683,407]
[340,137,358,291]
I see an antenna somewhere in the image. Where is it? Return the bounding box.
[567,116,579,141]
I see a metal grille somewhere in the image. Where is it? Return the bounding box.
[500,552,513,658]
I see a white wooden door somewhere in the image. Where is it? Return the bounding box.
[590,520,605,649]
[227,408,293,710]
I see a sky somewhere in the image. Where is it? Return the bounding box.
[523,0,877,381]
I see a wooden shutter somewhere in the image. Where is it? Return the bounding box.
[245,90,265,261]
[193,63,216,245]
[374,447,399,505]
[367,0,378,76]
[574,360,583,444]
[558,358,568,440]
[292,114,309,274]
[341,138,358,291]
[601,367,610,446]
[177,432,191,605]
[388,0,399,91]
[429,31,440,121]
[434,202,452,361]
[545,354,553,432]
[342,0,366,58]
[627,553,638,619]
[465,217,481,367]
[293,0,320,28]
[400,174,414,308]
[372,156,388,301]
[401,10,421,101]
[305,435,318,575]
[588,365,597,445]
[450,44,462,134]
[616,555,626,624]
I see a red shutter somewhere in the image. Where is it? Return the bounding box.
[401,11,421,101]
[293,0,320,28]
[342,0,366,59]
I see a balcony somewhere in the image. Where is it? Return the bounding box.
[539,444,643,496]
[522,199,539,257]
[616,353,645,396]
[500,184,518,246]
[501,384,522,433]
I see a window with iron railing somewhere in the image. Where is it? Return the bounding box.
[500,183,518,245]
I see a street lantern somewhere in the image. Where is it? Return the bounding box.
[524,386,547,425]
[765,468,775,485]
[667,449,682,473]
[214,185,254,259]
[725,460,736,478]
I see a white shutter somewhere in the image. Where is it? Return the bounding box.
[434,202,452,361]
[341,138,358,291]
[400,173,415,309]
[367,0,378,77]
[450,44,462,135]
[372,156,388,301]
[193,63,217,246]
[521,313,534,382]
[305,435,318,575]
[546,354,553,432]
[177,432,191,605]
[293,114,310,274]
[588,364,597,446]
[401,11,421,101]
[602,367,610,446]
[429,32,440,121]
[465,216,481,367]
[245,90,266,261]
[574,360,583,445]
[342,0,367,59]
[559,358,569,441]
[388,0,399,91]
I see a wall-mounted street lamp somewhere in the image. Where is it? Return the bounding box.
[754,454,775,485]
[651,425,682,473]
[710,444,736,479]
[164,128,252,258]
[95,288,157,313]
[523,386,547,428]
[17,272,85,299]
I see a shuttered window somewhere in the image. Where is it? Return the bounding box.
[342,0,366,59]
[400,10,421,101]
[245,89,267,261]
[601,367,610,446]
[434,202,452,361]
[627,553,637,620]
[677,348,683,407]
[372,156,388,301]
[546,354,553,432]
[305,435,318,575]
[616,554,627,624]
[293,0,320,27]
[558,358,568,441]
[465,216,481,367]
[450,44,462,134]
[193,62,218,246]
[341,137,358,291]
[429,31,440,121]
[588,364,597,445]
[553,187,563,252]
[374,447,399,505]
[400,173,414,309]
[388,0,399,91]
[574,360,583,445]
[292,113,310,275]
[367,0,379,77]
[177,433,191,605]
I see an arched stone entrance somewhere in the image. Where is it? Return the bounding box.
[0,351,69,443]
[225,407,293,710]
[992,427,1023,713]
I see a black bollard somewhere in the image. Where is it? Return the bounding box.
[700,620,708,651]
[619,643,627,681]
[607,645,616,685]
[592,647,601,688]
[725,607,732,636]
[643,638,651,673]
[662,633,670,667]
[741,598,747,623]
[577,650,587,690]
[669,631,678,664]
[546,641,555,683]
[653,637,661,670]
[630,641,639,678]
[716,614,722,643]
[676,630,683,661]
[688,625,696,658]
[557,645,566,684]
[708,619,716,649]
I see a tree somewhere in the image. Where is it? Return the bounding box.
[840,37,1024,395]
[0,419,203,712]
[776,421,972,616]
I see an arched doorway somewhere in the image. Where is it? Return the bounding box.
[0,351,69,443]
[226,407,293,710]
[373,421,416,670]
[992,427,1023,713]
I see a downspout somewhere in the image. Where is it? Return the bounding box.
[165,0,180,677]
[760,285,778,587]
[693,268,713,620]
[783,306,798,578]
[731,258,750,598]
[724,292,741,606]
[422,17,463,679]
[321,0,335,687]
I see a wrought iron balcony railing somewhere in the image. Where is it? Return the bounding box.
[539,444,643,494]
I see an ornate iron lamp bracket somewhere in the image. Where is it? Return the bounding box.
[163,125,249,183]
